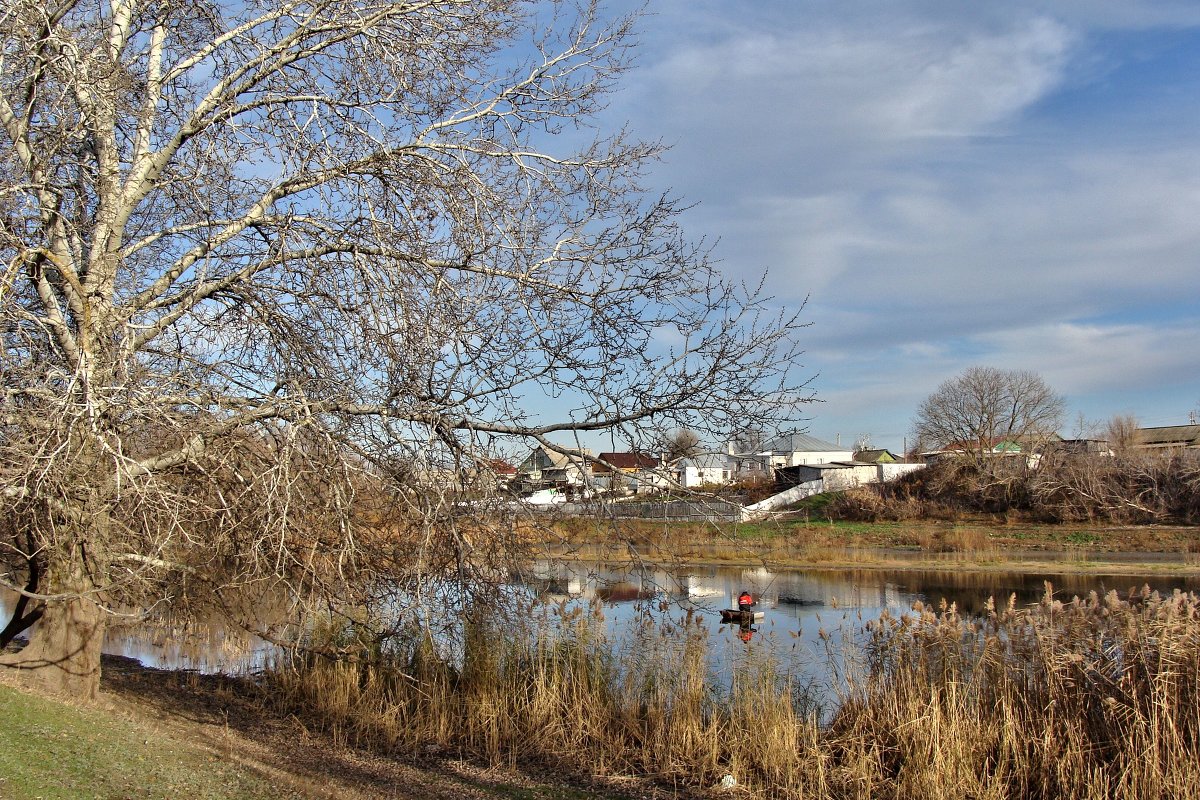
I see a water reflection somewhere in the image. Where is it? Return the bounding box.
[5,564,1198,678]
[100,617,279,674]
[0,594,284,675]
[528,560,1200,619]
[525,561,1200,712]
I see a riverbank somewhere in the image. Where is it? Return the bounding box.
[7,520,1200,799]
[546,515,1200,575]
[0,654,673,800]
[80,584,1200,800]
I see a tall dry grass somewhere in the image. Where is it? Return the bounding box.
[264,585,1200,799]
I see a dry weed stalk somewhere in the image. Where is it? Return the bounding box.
[265,583,1200,799]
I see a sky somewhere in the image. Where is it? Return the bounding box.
[579,0,1200,455]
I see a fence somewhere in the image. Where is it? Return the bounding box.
[547,498,744,522]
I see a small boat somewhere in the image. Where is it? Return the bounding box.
[719,608,764,623]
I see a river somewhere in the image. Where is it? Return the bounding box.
[18,560,1191,685]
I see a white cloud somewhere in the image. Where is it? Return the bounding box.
[978,322,1200,396]
[589,1,1200,448]
[873,18,1076,137]
[641,15,1075,144]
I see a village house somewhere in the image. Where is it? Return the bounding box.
[728,432,854,480]
[459,457,519,491]
[759,432,854,467]
[674,453,734,489]
[514,444,592,491]
[591,452,667,494]
[920,433,1062,466]
[853,448,901,463]
[1133,424,1200,452]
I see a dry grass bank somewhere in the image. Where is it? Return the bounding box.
[542,514,1200,575]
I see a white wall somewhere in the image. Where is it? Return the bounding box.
[821,464,883,491]
[678,465,732,488]
[742,480,822,518]
[880,463,925,481]
[787,449,854,466]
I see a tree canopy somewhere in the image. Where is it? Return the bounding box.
[912,367,1065,465]
[0,0,810,696]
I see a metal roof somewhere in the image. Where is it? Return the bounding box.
[677,453,733,469]
[762,432,845,453]
[1135,425,1200,447]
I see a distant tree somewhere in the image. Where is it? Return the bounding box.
[912,367,1065,467]
[730,426,770,454]
[658,429,703,463]
[853,433,873,454]
[1106,414,1141,454]
[1070,412,1101,440]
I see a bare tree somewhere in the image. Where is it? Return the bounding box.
[0,0,810,697]
[1106,414,1141,455]
[657,428,703,464]
[729,426,770,454]
[911,367,1065,467]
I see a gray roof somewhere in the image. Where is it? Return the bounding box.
[678,453,732,469]
[762,432,845,453]
[1135,425,1200,447]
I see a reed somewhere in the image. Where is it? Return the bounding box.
[264,584,1200,799]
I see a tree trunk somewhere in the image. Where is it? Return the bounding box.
[0,564,105,701]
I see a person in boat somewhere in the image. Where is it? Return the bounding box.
[737,590,755,612]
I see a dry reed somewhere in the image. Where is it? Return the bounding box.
[263,584,1200,799]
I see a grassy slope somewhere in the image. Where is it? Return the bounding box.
[0,670,638,800]
[0,682,278,800]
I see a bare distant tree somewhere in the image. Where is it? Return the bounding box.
[0,0,811,697]
[658,429,703,463]
[730,426,771,454]
[1106,414,1142,454]
[911,367,1065,467]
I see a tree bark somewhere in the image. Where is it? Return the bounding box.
[0,561,104,701]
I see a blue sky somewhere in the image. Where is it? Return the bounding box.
[573,0,1200,454]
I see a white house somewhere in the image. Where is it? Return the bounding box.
[675,453,734,488]
[725,432,854,481]
[753,432,854,469]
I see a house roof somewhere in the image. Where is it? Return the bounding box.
[854,448,898,463]
[761,432,845,453]
[677,453,732,469]
[1135,425,1200,447]
[939,434,1057,452]
[524,445,591,471]
[594,452,660,471]
[479,458,517,475]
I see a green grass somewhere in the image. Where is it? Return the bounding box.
[1062,530,1101,546]
[0,684,281,800]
